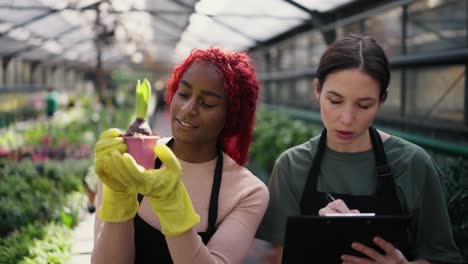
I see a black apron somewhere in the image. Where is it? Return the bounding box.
[133,139,223,263]
[300,126,410,258]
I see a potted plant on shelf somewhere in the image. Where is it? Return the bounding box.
[123,79,158,169]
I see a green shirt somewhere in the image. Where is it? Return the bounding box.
[256,135,463,263]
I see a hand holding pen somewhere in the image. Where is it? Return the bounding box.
[319,193,361,216]
[325,192,336,203]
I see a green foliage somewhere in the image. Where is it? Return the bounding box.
[0,129,18,148]
[0,223,45,264]
[1,105,134,150]
[21,123,48,146]
[430,153,468,258]
[135,79,151,120]
[19,223,72,264]
[80,95,91,108]
[0,108,42,128]
[0,159,90,237]
[60,192,85,229]
[249,107,322,178]
[112,69,153,85]
[0,222,73,264]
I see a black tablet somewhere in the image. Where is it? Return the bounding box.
[281,215,410,264]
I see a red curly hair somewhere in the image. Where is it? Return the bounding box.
[166,47,259,165]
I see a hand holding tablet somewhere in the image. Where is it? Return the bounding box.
[282,215,411,263]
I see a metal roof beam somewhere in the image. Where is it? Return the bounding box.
[0,5,307,21]
[0,5,51,10]
[283,0,316,16]
[165,0,211,47]
[0,9,62,38]
[282,0,322,25]
[42,37,93,63]
[149,12,185,31]
[205,15,261,43]
[6,25,80,57]
[409,19,466,46]
[142,10,205,47]
[165,0,294,45]
[0,1,100,39]
[0,5,193,16]
[170,0,195,11]
[282,0,336,44]
[201,12,306,20]
[148,0,236,50]
[0,5,308,21]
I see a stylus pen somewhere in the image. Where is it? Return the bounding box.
[325,193,336,203]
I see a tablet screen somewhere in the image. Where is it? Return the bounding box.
[282,215,410,263]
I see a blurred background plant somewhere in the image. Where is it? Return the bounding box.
[0,83,140,263]
[0,159,89,263]
[248,106,322,183]
[430,153,468,257]
[0,94,134,161]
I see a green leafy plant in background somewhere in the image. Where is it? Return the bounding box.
[0,159,88,263]
[19,222,73,264]
[0,159,90,237]
[431,153,468,259]
[0,223,45,264]
[0,103,133,154]
[0,195,82,264]
[0,222,73,264]
[249,107,322,183]
[0,85,142,263]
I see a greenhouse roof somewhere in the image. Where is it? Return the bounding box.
[0,0,352,70]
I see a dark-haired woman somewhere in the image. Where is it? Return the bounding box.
[92,47,269,263]
[256,35,463,264]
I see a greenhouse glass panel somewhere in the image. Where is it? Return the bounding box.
[407,0,467,53]
[365,7,403,57]
[405,65,465,122]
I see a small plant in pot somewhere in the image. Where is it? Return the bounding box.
[123,79,159,169]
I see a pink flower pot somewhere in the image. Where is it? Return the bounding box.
[123,136,159,169]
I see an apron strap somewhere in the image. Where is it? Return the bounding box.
[369,127,396,195]
[206,148,223,237]
[300,128,327,215]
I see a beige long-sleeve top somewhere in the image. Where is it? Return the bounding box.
[92,151,269,264]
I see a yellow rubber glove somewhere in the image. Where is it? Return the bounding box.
[106,144,200,236]
[149,181,201,236]
[93,128,139,222]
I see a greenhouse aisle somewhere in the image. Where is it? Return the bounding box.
[70,211,94,264]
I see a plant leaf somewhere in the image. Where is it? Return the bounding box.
[135,79,151,119]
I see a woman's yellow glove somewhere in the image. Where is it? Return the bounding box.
[148,182,201,236]
[106,144,200,236]
[94,128,139,222]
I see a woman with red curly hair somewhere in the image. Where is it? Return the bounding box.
[165,47,259,166]
[92,47,269,263]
